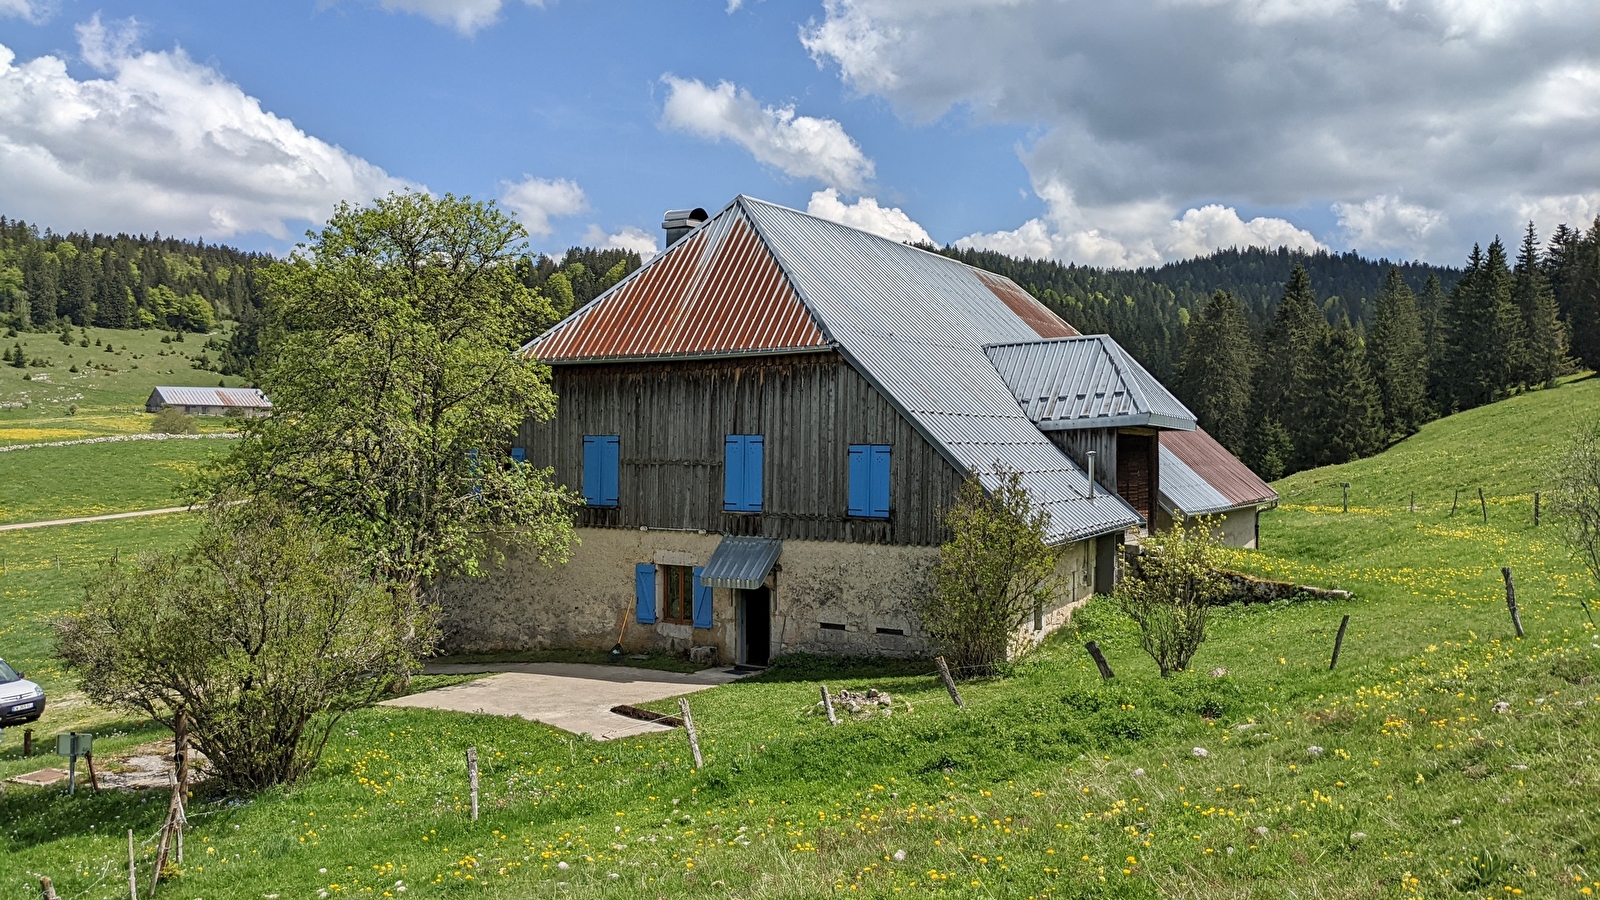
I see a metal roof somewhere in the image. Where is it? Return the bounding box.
[700,536,783,590]
[1159,428,1278,516]
[148,386,271,408]
[984,336,1196,431]
[530,213,828,362]
[528,196,1142,542]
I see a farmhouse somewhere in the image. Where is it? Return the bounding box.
[1157,427,1279,549]
[145,386,272,418]
[441,196,1264,665]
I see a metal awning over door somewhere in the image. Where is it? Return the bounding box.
[700,536,782,589]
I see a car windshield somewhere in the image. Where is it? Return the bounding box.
[0,660,18,683]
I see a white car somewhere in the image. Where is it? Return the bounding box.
[0,658,45,726]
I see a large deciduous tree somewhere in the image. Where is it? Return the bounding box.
[209,193,579,605]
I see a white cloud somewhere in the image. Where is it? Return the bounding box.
[0,17,411,241]
[726,0,744,10]
[1333,195,1449,256]
[372,0,545,35]
[0,0,53,23]
[500,176,586,236]
[806,189,931,244]
[1517,192,1600,239]
[957,179,1323,267]
[581,224,659,262]
[803,0,1600,262]
[659,75,874,191]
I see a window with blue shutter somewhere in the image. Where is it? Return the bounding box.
[692,566,713,629]
[847,444,891,518]
[723,434,764,512]
[634,563,656,624]
[582,435,620,507]
[510,447,526,463]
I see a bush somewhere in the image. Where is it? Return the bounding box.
[151,406,198,434]
[1554,424,1600,607]
[55,500,432,792]
[1115,517,1229,676]
[922,471,1061,678]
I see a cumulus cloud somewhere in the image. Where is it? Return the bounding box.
[0,17,411,241]
[581,224,659,262]
[371,0,545,35]
[660,75,874,191]
[806,188,931,244]
[957,179,1323,267]
[803,0,1600,262]
[500,176,586,236]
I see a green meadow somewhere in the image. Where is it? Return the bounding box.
[0,438,232,525]
[0,325,251,446]
[2,377,1600,898]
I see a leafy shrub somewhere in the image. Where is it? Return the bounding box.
[1115,518,1229,676]
[151,406,197,434]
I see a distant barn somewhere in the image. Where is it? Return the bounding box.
[145,386,272,418]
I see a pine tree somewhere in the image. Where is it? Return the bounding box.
[1246,416,1292,482]
[1418,272,1448,412]
[1440,240,1523,410]
[1552,218,1600,372]
[1301,325,1385,467]
[1367,267,1428,438]
[1248,263,1325,473]
[1513,222,1568,388]
[1179,290,1255,455]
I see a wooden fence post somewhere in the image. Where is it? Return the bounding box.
[1534,491,1541,526]
[678,698,704,768]
[127,830,138,900]
[820,685,838,726]
[1502,567,1524,638]
[40,876,60,900]
[1341,483,1350,513]
[22,728,31,757]
[1329,615,1351,670]
[1409,492,1415,513]
[1479,488,1488,524]
[1084,641,1115,680]
[934,656,965,709]
[466,748,479,821]
[1451,489,1459,515]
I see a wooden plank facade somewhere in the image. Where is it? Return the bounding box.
[517,351,966,546]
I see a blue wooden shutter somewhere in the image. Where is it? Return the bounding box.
[847,445,870,516]
[600,436,620,506]
[634,563,656,624]
[723,436,742,510]
[692,566,713,629]
[583,436,602,504]
[870,445,891,518]
[510,447,527,463]
[745,435,764,512]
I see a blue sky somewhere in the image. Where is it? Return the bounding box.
[1,0,1596,266]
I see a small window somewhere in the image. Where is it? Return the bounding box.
[724,434,764,512]
[819,622,846,631]
[582,435,619,507]
[847,445,891,518]
[661,565,694,624]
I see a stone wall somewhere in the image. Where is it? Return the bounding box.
[438,527,1101,663]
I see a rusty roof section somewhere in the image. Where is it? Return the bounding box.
[1160,427,1278,513]
[530,213,828,362]
[973,270,1079,339]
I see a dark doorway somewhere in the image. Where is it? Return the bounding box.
[740,587,771,667]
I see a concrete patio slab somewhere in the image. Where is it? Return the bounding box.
[380,662,744,740]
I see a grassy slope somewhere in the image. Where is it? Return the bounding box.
[0,325,250,446]
[4,379,1600,899]
[0,438,232,524]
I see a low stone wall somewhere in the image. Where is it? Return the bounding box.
[1218,570,1352,605]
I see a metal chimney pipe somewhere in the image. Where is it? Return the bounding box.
[661,207,709,247]
[1086,450,1097,499]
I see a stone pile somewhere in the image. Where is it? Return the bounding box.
[817,687,904,720]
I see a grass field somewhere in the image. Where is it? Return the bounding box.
[0,325,252,446]
[0,438,233,525]
[3,377,1600,899]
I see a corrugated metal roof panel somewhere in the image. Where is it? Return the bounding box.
[1157,445,1236,516]
[1161,427,1278,511]
[973,270,1080,339]
[700,536,783,589]
[529,214,828,362]
[739,197,1142,543]
[149,386,271,408]
[984,336,1196,431]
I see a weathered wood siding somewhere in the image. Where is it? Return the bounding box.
[1048,428,1117,495]
[1116,431,1158,527]
[518,351,965,546]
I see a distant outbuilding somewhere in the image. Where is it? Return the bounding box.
[145,386,271,418]
[1156,427,1279,548]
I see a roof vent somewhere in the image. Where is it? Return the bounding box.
[662,207,708,247]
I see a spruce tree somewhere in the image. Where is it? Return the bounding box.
[1247,263,1325,474]
[1440,240,1523,410]
[1513,222,1568,388]
[1554,218,1600,372]
[1301,325,1384,467]
[1179,290,1255,455]
[1367,267,1428,438]
[1418,272,1448,412]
